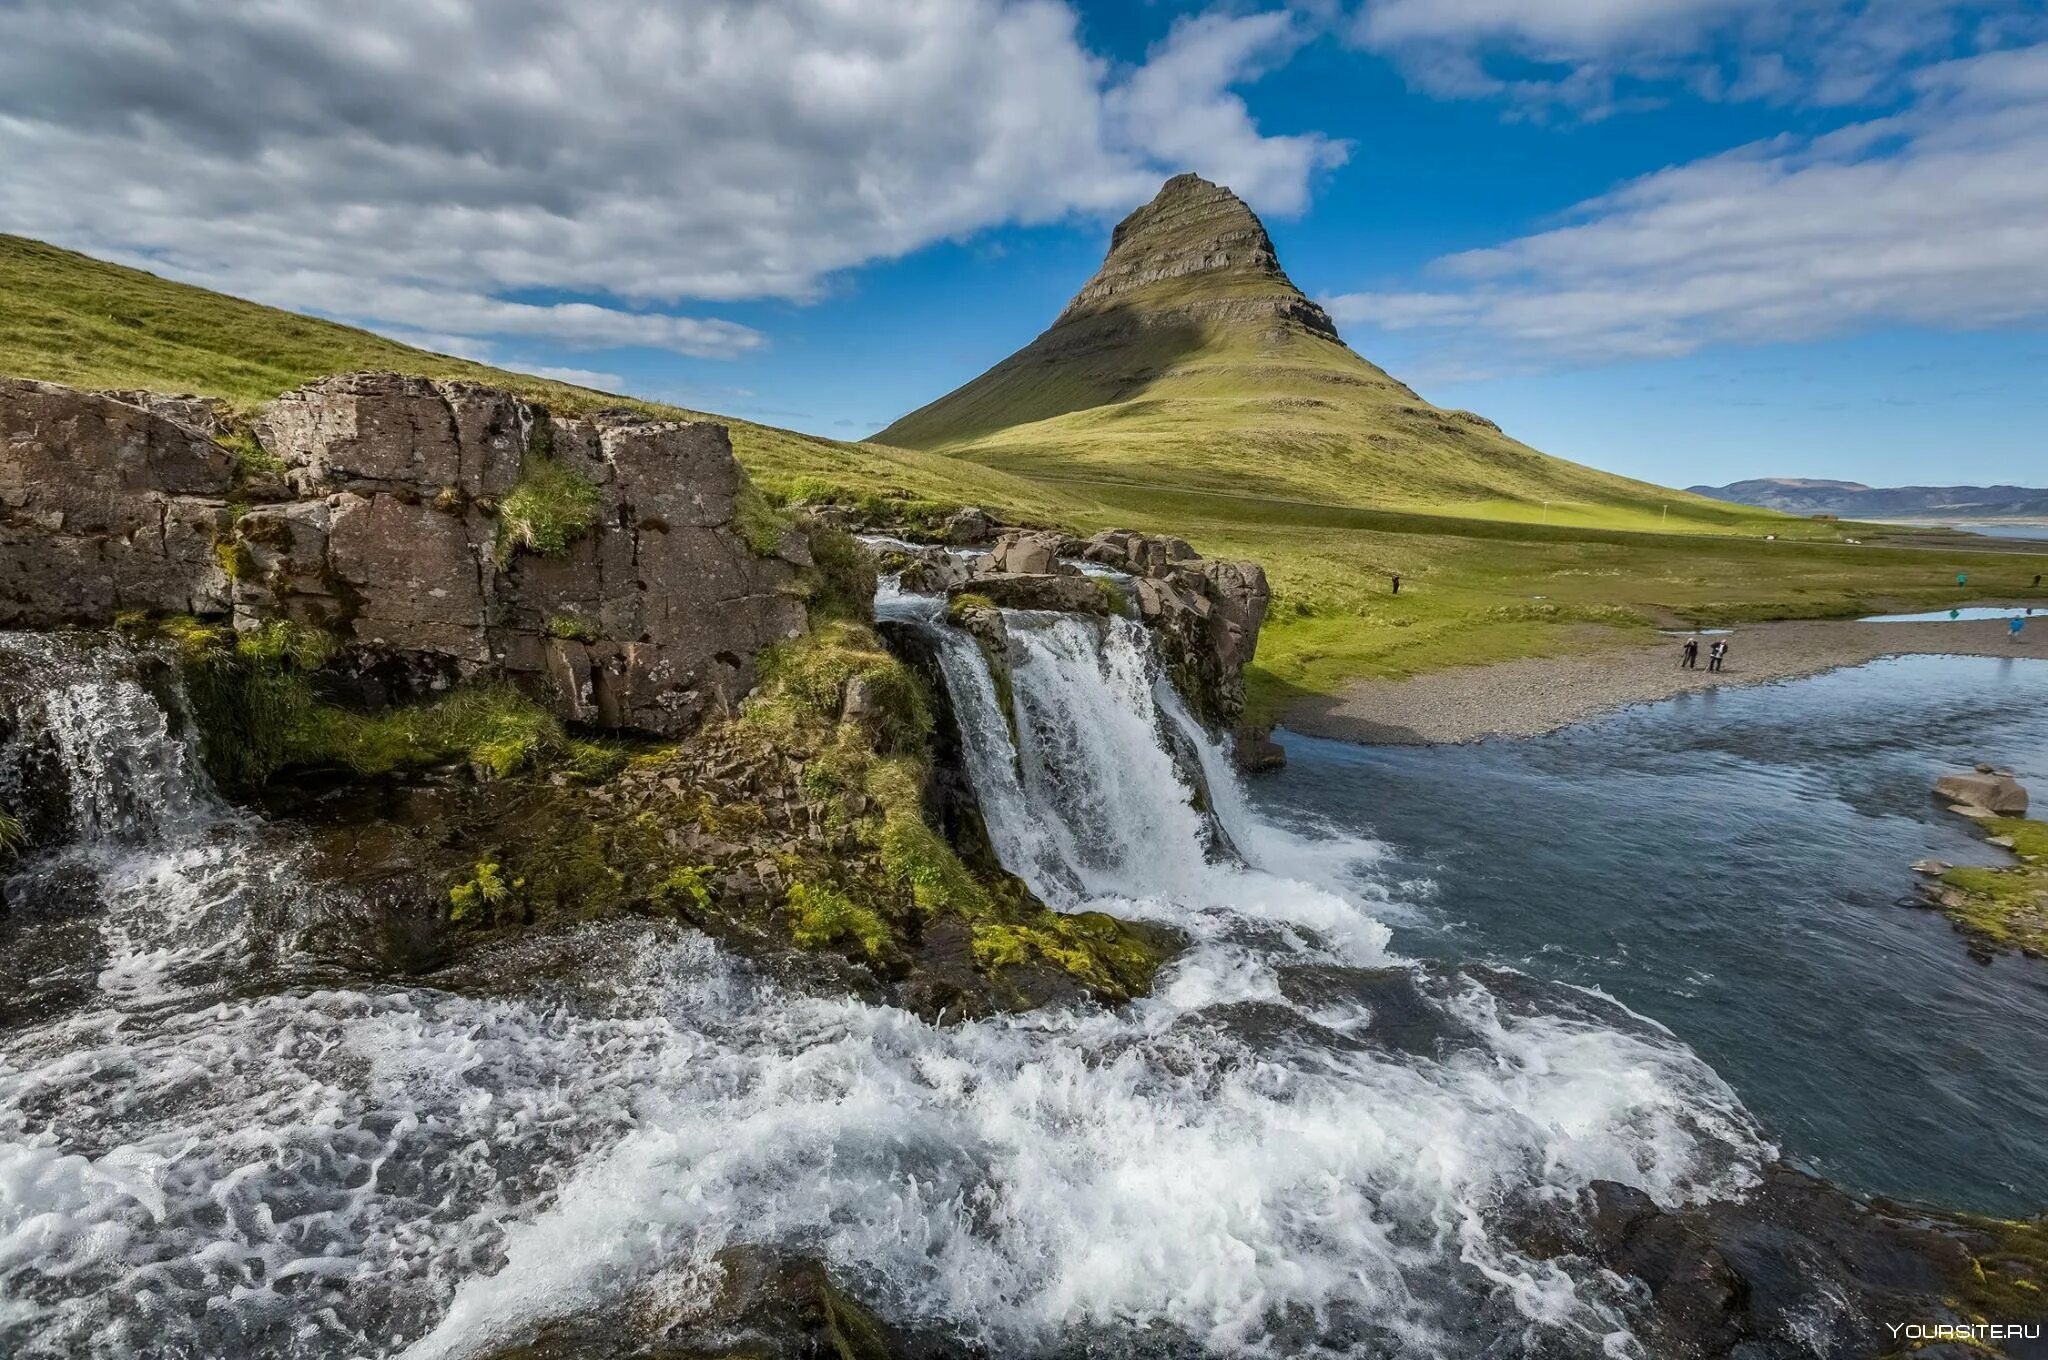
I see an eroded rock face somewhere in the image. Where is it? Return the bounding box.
[1079,528,1269,734]
[0,376,235,623]
[0,374,807,736]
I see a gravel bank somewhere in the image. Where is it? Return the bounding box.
[1283,615,2045,745]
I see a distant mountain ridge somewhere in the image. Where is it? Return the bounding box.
[1691,477,2048,520]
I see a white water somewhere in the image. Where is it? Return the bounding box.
[0,621,1771,1359]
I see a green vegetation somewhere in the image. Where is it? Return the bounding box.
[733,482,791,557]
[0,808,25,862]
[135,616,621,788]
[1938,817,2048,958]
[496,456,600,564]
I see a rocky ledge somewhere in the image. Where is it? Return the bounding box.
[890,522,1275,761]
[1,372,806,735]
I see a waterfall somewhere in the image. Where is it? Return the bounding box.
[0,632,270,1003]
[0,613,1773,1360]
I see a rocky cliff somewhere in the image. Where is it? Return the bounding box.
[0,372,807,735]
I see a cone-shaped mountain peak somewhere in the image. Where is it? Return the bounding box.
[1055,173,1339,341]
[876,173,1699,528]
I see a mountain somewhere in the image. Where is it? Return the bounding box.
[1691,477,2048,520]
[0,232,1064,519]
[878,174,1762,532]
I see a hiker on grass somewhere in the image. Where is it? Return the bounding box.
[1681,637,1700,670]
[1708,639,1728,672]
[1392,573,1401,595]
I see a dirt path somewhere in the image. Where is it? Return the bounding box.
[1283,615,2046,745]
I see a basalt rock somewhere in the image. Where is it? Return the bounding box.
[954,573,1109,615]
[0,374,806,736]
[987,528,1070,576]
[1504,1166,2048,1360]
[1081,529,1268,734]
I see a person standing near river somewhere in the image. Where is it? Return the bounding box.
[1709,639,1729,672]
[2013,616,2028,644]
[1681,637,1700,669]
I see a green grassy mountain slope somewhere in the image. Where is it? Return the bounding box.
[0,232,1068,519]
[877,174,1772,535]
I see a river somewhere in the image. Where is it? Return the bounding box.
[0,623,2040,1357]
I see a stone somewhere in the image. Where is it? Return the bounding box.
[940,505,996,545]
[1911,859,1950,876]
[956,573,1109,614]
[988,528,1068,576]
[1234,727,1286,773]
[255,371,469,494]
[1935,772,2028,816]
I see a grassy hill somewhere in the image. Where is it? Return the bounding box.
[877,175,1784,536]
[0,232,1069,521]
[7,227,2044,725]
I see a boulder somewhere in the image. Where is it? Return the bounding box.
[1935,772,2028,816]
[940,505,997,545]
[956,574,1109,615]
[988,528,1068,576]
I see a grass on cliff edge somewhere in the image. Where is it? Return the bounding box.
[1939,817,2048,958]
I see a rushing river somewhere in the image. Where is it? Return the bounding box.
[0,621,2035,1357]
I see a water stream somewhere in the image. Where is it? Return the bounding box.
[0,617,1833,1358]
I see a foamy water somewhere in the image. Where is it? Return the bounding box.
[0,624,1771,1358]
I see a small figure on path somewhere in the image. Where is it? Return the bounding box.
[1391,573,1401,595]
[1681,637,1700,669]
[2034,573,2042,589]
[1708,639,1729,672]
[2012,616,2028,644]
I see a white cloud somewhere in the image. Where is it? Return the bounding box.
[506,364,629,393]
[1325,43,2048,366]
[0,0,1338,364]
[1346,0,2025,114]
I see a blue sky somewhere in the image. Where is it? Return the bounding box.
[3,0,2044,488]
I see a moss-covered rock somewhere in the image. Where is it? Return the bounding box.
[1930,815,2048,960]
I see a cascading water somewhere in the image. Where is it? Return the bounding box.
[0,616,1772,1360]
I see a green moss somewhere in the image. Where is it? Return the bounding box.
[653,865,716,914]
[219,425,285,482]
[448,861,513,923]
[0,807,24,862]
[1936,816,2048,958]
[213,537,256,580]
[496,456,599,565]
[801,528,880,623]
[545,613,599,643]
[969,912,1164,1000]
[786,881,890,959]
[746,620,931,756]
[734,481,791,557]
[945,592,997,623]
[151,616,616,789]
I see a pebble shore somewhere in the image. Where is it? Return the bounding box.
[1284,615,2042,745]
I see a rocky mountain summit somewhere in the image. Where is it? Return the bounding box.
[1052,171,1341,341]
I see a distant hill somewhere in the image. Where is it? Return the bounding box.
[1691,477,2048,520]
[879,174,1775,534]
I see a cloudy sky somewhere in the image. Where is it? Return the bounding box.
[2,0,2043,486]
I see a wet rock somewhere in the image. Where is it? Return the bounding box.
[1506,1165,2048,1360]
[1233,725,1286,773]
[954,574,1108,614]
[1936,771,2029,816]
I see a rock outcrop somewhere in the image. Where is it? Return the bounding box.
[898,524,1270,737]
[1076,528,1269,734]
[0,373,807,736]
[1936,770,2029,816]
